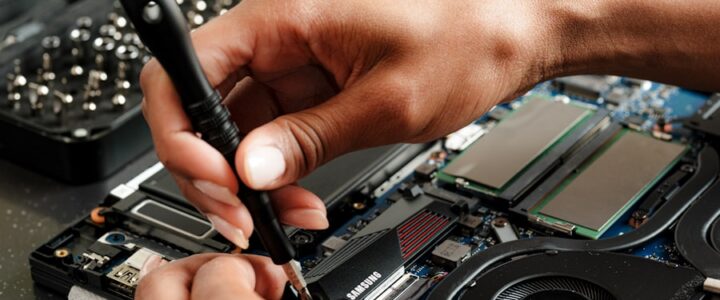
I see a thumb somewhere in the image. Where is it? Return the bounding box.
[236,71,419,190]
[190,255,287,300]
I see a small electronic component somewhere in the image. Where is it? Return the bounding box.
[106,248,163,290]
[431,240,471,268]
[107,264,140,294]
[440,97,591,193]
[625,115,647,131]
[399,183,424,199]
[100,242,174,298]
[490,217,519,243]
[88,242,122,258]
[531,130,687,239]
[80,241,124,272]
[552,75,611,100]
[458,214,484,236]
[81,252,112,271]
[604,87,632,106]
[375,273,423,300]
[290,230,318,257]
[321,236,348,254]
[443,123,487,151]
[626,78,653,91]
[487,105,510,120]
[414,163,437,182]
[629,167,690,228]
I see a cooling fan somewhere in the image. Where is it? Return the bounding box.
[495,276,613,300]
[457,251,705,300]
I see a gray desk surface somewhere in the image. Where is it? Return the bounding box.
[0,150,159,299]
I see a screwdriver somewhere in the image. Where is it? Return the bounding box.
[118,1,311,298]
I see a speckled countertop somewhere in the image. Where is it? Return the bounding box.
[0,150,158,299]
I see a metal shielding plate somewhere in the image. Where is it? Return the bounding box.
[443,98,589,189]
[540,131,686,230]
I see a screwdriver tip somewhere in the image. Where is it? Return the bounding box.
[281,260,312,300]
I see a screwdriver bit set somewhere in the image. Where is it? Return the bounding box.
[0,0,237,183]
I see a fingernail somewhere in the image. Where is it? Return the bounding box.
[281,209,329,229]
[207,214,249,249]
[139,254,163,279]
[244,146,285,187]
[192,180,240,207]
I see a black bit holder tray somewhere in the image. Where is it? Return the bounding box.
[0,0,236,183]
[0,0,149,183]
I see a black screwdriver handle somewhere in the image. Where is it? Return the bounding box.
[122,0,213,105]
[120,0,294,264]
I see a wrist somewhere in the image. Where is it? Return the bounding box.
[459,0,572,98]
[536,0,720,91]
[535,1,617,80]
[461,1,606,95]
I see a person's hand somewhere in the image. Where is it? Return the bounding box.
[139,0,554,247]
[135,253,287,300]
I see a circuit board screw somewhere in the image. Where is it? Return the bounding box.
[492,217,508,228]
[352,202,366,210]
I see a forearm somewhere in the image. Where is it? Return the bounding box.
[540,0,720,91]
